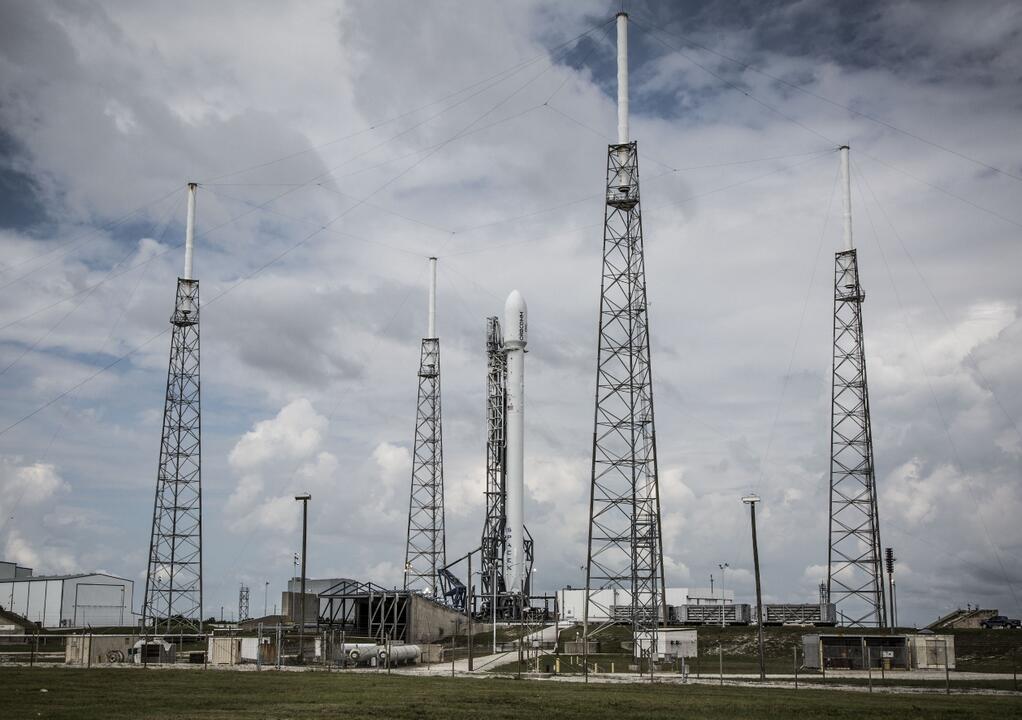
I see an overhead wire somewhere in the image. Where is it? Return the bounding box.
[0,184,185,293]
[200,19,615,184]
[442,150,836,259]
[753,160,841,488]
[629,16,837,147]
[627,7,1022,185]
[0,17,611,311]
[199,186,426,257]
[0,193,182,533]
[628,13,1022,231]
[855,149,1022,231]
[443,148,835,241]
[850,159,1021,612]
[854,165,1021,443]
[0,20,613,440]
[0,190,185,379]
[219,264,426,575]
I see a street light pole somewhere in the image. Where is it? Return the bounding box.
[718,562,729,629]
[295,493,311,664]
[468,551,473,672]
[743,494,766,681]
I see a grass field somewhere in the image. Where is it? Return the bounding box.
[2,667,1021,720]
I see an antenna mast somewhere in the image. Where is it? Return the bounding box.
[827,146,887,627]
[583,12,667,669]
[404,257,446,595]
[142,182,203,634]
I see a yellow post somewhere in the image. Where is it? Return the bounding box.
[555,658,560,673]
[611,662,615,673]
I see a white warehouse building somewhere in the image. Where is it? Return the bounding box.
[557,587,734,622]
[0,568,134,628]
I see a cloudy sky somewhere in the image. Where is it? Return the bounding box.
[0,0,1019,626]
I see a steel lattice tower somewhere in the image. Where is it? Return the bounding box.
[142,183,203,634]
[479,316,534,617]
[583,13,666,662]
[827,146,886,627]
[238,585,250,621]
[403,258,446,595]
[480,316,507,601]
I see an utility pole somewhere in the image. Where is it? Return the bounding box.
[468,551,473,672]
[295,493,311,664]
[743,495,766,680]
[718,563,729,629]
[885,548,897,629]
[264,581,269,617]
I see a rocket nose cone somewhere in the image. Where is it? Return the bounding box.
[504,290,527,344]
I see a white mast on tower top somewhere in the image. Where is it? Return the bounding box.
[428,256,437,339]
[840,146,853,251]
[183,182,197,280]
[617,13,629,145]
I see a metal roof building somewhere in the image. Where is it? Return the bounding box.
[0,571,133,628]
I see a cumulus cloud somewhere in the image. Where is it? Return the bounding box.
[0,457,66,508]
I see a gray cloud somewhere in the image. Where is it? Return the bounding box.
[0,0,1018,625]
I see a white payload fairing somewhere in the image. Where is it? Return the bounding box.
[503,289,527,596]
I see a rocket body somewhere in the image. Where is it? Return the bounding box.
[504,290,527,596]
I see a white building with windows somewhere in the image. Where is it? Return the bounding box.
[557,586,735,622]
[0,566,134,628]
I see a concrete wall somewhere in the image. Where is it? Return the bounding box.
[407,595,467,644]
[281,592,318,624]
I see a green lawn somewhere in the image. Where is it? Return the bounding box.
[2,667,1020,720]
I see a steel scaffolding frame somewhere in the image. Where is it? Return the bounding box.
[827,248,886,627]
[142,277,203,634]
[477,316,534,619]
[481,316,507,603]
[403,337,446,595]
[583,142,666,661]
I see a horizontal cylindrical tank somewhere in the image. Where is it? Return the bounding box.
[378,644,421,665]
[348,646,381,663]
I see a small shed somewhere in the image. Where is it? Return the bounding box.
[910,634,956,670]
[207,636,242,665]
[802,634,911,670]
[66,635,135,665]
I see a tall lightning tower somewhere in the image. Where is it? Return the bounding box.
[583,13,667,661]
[403,257,446,595]
[827,146,886,627]
[142,182,203,634]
